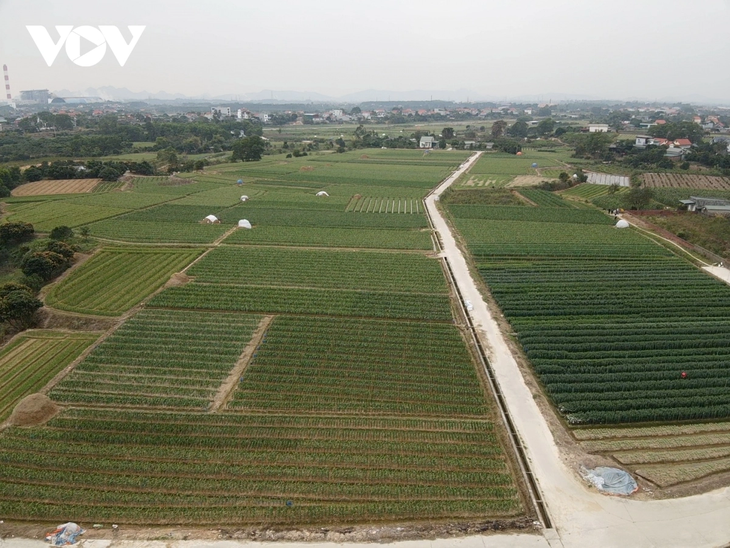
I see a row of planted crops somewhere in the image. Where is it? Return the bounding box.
[448,202,730,424]
[0,150,528,525]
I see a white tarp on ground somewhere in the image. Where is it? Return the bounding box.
[586,172,631,187]
[616,219,630,228]
[240,195,249,202]
[238,219,252,229]
[582,467,638,496]
[316,191,329,196]
[204,214,219,223]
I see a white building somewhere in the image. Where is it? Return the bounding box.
[419,136,437,149]
[237,109,251,120]
[635,135,653,147]
[212,106,231,117]
[588,124,610,133]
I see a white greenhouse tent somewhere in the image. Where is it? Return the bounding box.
[238,219,252,229]
[203,214,220,224]
[316,191,329,197]
[240,195,249,202]
[616,219,630,229]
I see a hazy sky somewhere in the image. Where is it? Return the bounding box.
[1,0,729,102]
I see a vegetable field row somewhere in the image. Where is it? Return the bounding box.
[50,310,262,410]
[449,193,730,425]
[149,285,452,321]
[48,247,201,316]
[229,316,490,417]
[188,246,446,293]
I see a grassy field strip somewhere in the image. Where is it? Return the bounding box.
[574,422,730,440]
[47,248,202,316]
[613,446,730,465]
[0,333,99,422]
[210,315,274,413]
[581,431,730,452]
[635,457,730,487]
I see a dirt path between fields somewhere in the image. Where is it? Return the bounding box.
[210,315,274,412]
[426,152,730,548]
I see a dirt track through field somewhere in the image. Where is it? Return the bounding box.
[211,315,274,412]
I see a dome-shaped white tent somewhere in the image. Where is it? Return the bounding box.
[203,214,219,224]
[240,195,249,202]
[616,219,630,229]
[316,191,329,197]
[238,219,252,229]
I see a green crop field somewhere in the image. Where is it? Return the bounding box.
[0,332,99,422]
[50,310,262,410]
[187,246,446,293]
[222,225,432,249]
[88,220,230,244]
[0,148,529,526]
[516,189,573,208]
[229,316,492,417]
[149,285,453,321]
[448,194,730,425]
[5,201,130,231]
[47,247,201,315]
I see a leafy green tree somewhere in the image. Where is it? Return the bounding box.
[0,222,34,245]
[49,226,74,241]
[231,136,265,162]
[491,120,507,139]
[442,127,455,140]
[22,251,68,281]
[0,289,42,330]
[508,121,528,139]
[625,183,654,210]
[46,240,75,260]
[79,227,90,241]
[494,138,522,155]
[536,118,555,137]
[23,166,43,182]
[156,148,179,172]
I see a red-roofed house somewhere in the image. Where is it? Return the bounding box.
[655,119,667,125]
[673,139,692,149]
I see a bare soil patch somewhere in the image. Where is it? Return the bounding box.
[507,175,556,187]
[36,308,119,332]
[164,272,191,288]
[11,178,102,196]
[8,393,60,426]
[642,173,730,190]
[299,165,315,172]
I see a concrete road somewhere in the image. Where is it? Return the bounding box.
[425,151,730,548]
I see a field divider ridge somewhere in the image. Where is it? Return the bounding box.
[211,315,275,413]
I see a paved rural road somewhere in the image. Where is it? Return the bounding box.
[425,151,730,548]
